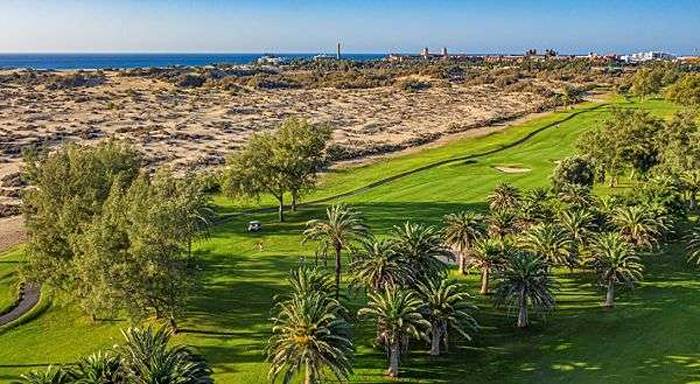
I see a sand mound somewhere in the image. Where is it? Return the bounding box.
[494,166,531,174]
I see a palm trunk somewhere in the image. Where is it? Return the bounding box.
[277,194,285,222]
[517,290,528,328]
[458,251,466,275]
[334,245,342,300]
[480,267,490,295]
[604,281,615,307]
[429,324,441,356]
[388,341,400,377]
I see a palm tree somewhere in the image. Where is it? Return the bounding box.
[557,183,595,210]
[471,238,507,294]
[613,205,665,249]
[442,211,486,274]
[286,264,336,298]
[116,327,213,384]
[358,287,430,378]
[685,227,700,265]
[585,232,644,307]
[519,223,572,268]
[493,251,556,328]
[303,203,369,299]
[416,279,478,356]
[518,187,553,228]
[558,209,596,268]
[488,210,518,241]
[268,293,353,384]
[680,170,700,210]
[72,351,123,383]
[488,183,520,212]
[19,366,74,384]
[349,237,411,292]
[390,222,452,285]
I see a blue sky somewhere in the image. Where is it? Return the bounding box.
[0,0,698,54]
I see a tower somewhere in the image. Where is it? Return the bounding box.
[337,43,341,60]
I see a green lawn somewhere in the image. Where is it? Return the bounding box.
[2,97,697,384]
[0,247,22,315]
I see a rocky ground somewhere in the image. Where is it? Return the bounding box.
[0,68,563,217]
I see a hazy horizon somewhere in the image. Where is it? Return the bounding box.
[0,0,698,55]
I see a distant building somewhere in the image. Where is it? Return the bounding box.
[621,51,676,63]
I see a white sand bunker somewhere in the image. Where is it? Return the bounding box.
[494,165,531,174]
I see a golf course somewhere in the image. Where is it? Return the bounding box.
[1,95,698,384]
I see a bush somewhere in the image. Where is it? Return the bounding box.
[551,155,596,191]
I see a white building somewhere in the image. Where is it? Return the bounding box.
[621,51,676,63]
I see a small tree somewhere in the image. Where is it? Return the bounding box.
[442,211,486,274]
[488,183,520,212]
[389,222,453,285]
[630,67,663,100]
[665,73,700,107]
[493,251,556,328]
[585,232,644,307]
[519,223,572,268]
[551,155,595,192]
[472,238,507,294]
[416,279,478,356]
[358,287,429,378]
[303,204,368,299]
[349,237,410,292]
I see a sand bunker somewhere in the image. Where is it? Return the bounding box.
[494,166,531,174]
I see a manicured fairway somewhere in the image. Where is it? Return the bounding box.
[2,97,697,384]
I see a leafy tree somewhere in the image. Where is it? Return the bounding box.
[22,140,141,288]
[277,118,333,211]
[519,223,573,268]
[349,237,410,292]
[488,183,520,212]
[222,118,332,221]
[585,232,644,307]
[630,67,663,100]
[303,204,368,299]
[493,251,556,328]
[416,279,478,356]
[471,238,507,294]
[358,287,430,378]
[116,327,213,384]
[686,227,700,265]
[268,292,353,384]
[390,222,452,285]
[613,205,666,249]
[665,73,700,106]
[551,155,595,192]
[442,211,486,274]
[76,171,210,330]
[577,108,664,186]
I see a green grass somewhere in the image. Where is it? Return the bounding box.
[1,97,697,384]
[0,247,22,315]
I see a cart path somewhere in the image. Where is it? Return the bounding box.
[0,283,40,327]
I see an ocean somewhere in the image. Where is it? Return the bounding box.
[0,53,387,70]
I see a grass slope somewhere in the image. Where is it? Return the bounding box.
[1,97,697,384]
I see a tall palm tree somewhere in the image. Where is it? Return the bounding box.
[303,203,369,299]
[286,264,336,298]
[116,327,213,384]
[519,223,572,268]
[613,205,665,249]
[358,287,429,378]
[493,251,556,328]
[585,232,644,307]
[19,366,74,384]
[471,238,507,294]
[558,208,596,268]
[488,183,520,212]
[685,227,700,265]
[72,351,123,383]
[416,279,478,356]
[268,293,353,384]
[349,237,411,292]
[442,211,486,274]
[390,222,452,285]
[488,210,518,241]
